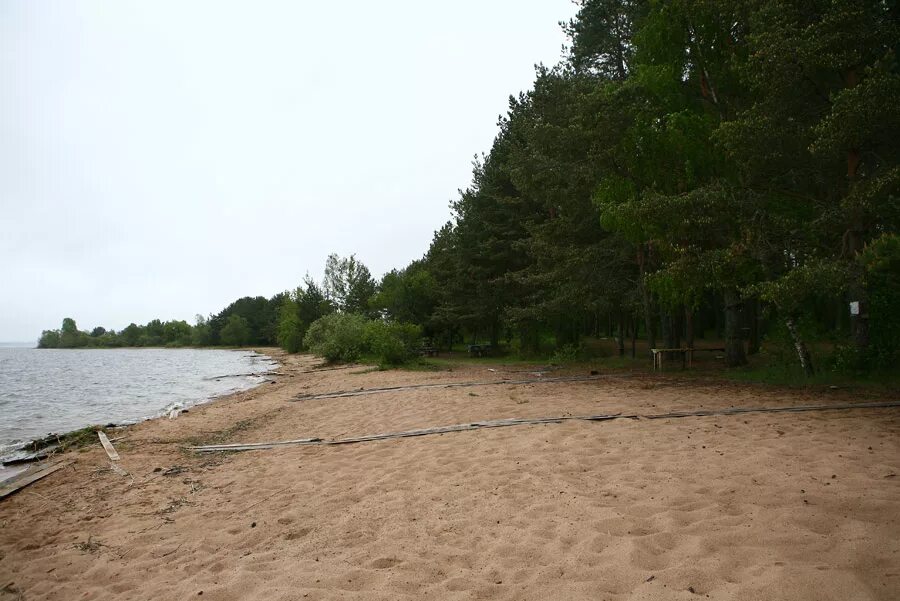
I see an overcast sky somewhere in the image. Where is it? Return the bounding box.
[0,0,575,342]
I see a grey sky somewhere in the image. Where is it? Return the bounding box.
[0,0,575,342]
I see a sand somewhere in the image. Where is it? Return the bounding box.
[1,350,898,600]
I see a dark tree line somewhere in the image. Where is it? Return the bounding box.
[40,1,899,375]
[380,0,899,373]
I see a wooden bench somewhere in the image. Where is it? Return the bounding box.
[467,344,492,357]
[419,346,439,357]
[651,347,727,370]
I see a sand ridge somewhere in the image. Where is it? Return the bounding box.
[1,350,898,600]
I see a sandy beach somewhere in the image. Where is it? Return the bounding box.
[1,350,898,600]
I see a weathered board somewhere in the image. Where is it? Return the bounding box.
[292,374,614,402]
[187,414,623,453]
[98,431,120,461]
[0,461,72,500]
[188,399,900,455]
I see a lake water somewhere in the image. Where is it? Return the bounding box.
[0,347,276,467]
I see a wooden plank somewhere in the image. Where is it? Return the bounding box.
[187,400,900,455]
[186,438,322,452]
[188,414,623,453]
[0,461,72,500]
[292,374,614,402]
[108,461,130,477]
[98,431,120,461]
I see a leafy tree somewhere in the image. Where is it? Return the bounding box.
[323,254,377,315]
[191,315,212,346]
[303,312,369,362]
[219,314,252,347]
[59,318,87,348]
[373,260,438,327]
[121,323,141,346]
[38,329,60,348]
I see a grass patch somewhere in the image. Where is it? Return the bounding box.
[26,425,106,455]
[718,363,900,390]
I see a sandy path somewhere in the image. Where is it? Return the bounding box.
[1,350,898,600]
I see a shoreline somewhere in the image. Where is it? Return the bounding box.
[1,353,898,600]
[0,348,280,480]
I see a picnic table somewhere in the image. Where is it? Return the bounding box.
[419,346,438,357]
[651,347,727,370]
[467,343,492,357]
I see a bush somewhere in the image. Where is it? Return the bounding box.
[303,313,369,363]
[549,343,584,365]
[366,321,421,365]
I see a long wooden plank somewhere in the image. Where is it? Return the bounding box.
[98,431,120,461]
[292,374,615,402]
[643,400,900,420]
[0,461,72,500]
[187,400,900,455]
[187,414,622,452]
[188,437,323,452]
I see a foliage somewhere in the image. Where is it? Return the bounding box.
[860,233,900,367]
[219,315,252,347]
[36,2,898,379]
[323,254,377,315]
[303,312,370,363]
[365,321,422,366]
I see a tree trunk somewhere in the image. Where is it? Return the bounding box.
[631,316,637,358]
[617,312,625,357]
[662,312,676,360]
[490,319,500,348]
[714,295,724,339]
[684,306,694,351]
[746,297,760,355]
[723,290,747,367]
[843,66,870,354]
[637,247,656,354]
[784,317,814,377]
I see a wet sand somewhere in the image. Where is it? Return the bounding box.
[1,350,898,600]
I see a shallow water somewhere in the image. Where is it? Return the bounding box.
[0,347,275,465]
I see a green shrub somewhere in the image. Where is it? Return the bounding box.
[303,313,369,362]
[549,343,584,365]
[861,234,900,369]
[366,321,422,365]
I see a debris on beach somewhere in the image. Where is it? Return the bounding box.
[0,461,72,500]
[188,400,900,454]
[97,431,120,461]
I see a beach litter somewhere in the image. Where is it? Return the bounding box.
[97,431,120,461]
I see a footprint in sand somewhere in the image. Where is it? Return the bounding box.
[284,527,311,540]
[370,557,402,569]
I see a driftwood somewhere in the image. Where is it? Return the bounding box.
[2,453,50,467]
[0,461,72,499]
[292,374,613,401]
[188,414,624,452]
[98,431,121,461]
[644,400,900,419]
[188,400,900,454]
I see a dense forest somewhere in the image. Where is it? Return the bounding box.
[40,0,899,375]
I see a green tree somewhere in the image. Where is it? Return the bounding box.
[37,329,61,348]
[220,314,252,347]
[323,254,376,315]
